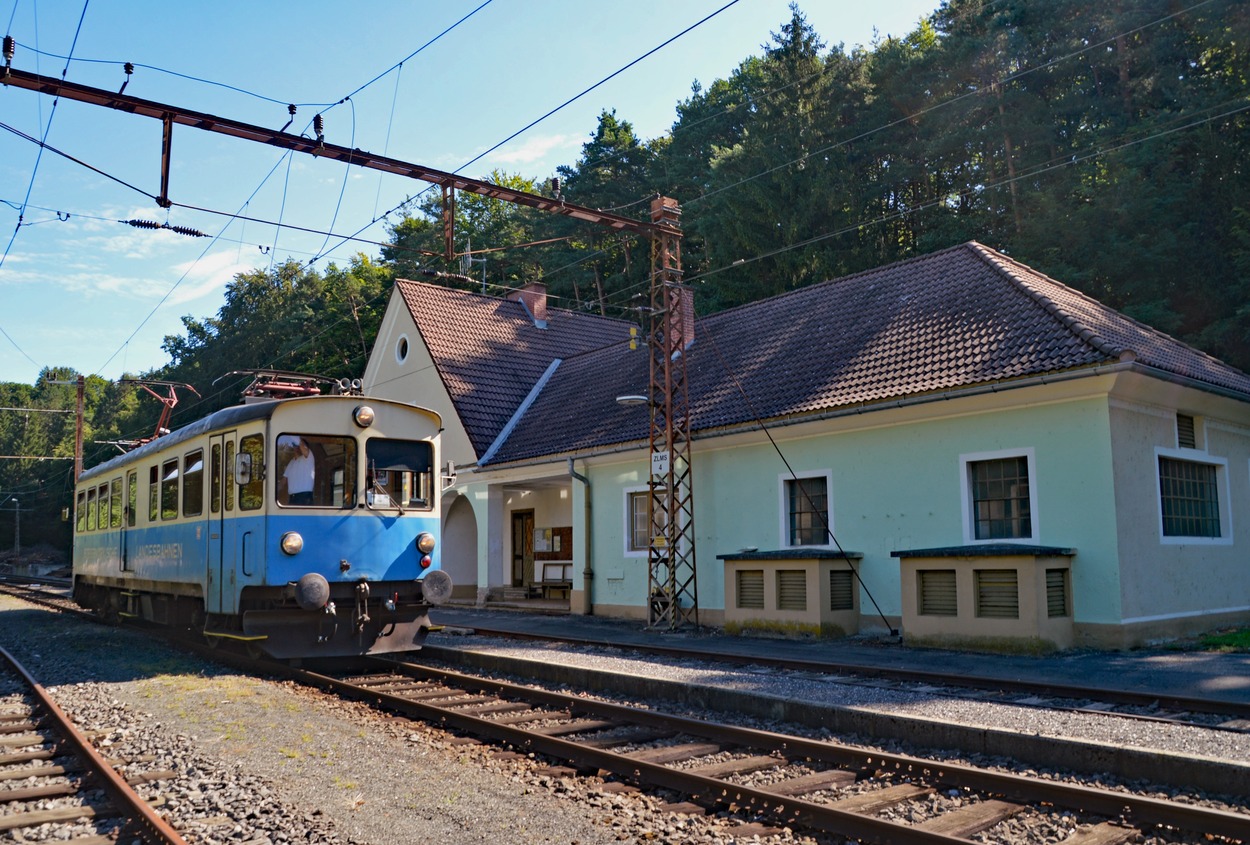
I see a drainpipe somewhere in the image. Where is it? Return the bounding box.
[568,457,592,615]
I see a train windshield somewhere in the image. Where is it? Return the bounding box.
[276,434,358,508]
[365,439,433,512]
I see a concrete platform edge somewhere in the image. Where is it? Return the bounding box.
[419,643,1250,799]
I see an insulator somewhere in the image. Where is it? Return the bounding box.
[165,224,207,238]
[287,103,297,116]
[3,35,14,64]
[313,113,324,137]
[124,218,161,230]
[123,61,133,75]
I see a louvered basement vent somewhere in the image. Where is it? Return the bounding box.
[829,568,854,611]
[1046,568,1069,618]
[919,570,957,616]
[777,569,807,611]
[1177,413,1196,449]
[736,570,764,610]
[976,569,1020,619]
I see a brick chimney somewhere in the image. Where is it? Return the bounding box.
[675,283,695,350]
[658,283,696,351]
[509,282,548,328]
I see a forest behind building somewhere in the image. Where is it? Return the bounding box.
[2,0,1247,550]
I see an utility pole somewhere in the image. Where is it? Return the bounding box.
[12,497,18,555]
[646,197,698,629]
[47,376,85,480]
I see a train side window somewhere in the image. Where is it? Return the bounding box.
[239,434,264,511]
[161,459,179,520]
[183,450,204,517]
[224,441,236,511]
[148,466,159,522]
[211,444,222,514]
[76,491,86,533]
[85,488,96,531]
[110,478,123,528]
[97,484,109,531]
[127,471,137,527]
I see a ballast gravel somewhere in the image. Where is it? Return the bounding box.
[1,593,1246,845]
[422,630,1250,764]
[0,597,821,844]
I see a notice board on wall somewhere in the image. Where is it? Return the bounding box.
[534,526,572,560]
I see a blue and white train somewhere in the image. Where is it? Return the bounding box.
[72,386,452,658]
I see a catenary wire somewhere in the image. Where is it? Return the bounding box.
[302,0,746,269]
[0,0,90,366]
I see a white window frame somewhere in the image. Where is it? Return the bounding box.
[778,470,834,549]
[1155,446,1231,545]
[623,486,649,558]
[960,448,1038,545]
[395,333,411,365]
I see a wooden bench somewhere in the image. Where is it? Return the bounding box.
[540,561,573,599]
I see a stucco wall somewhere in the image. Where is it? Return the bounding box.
[363,294,477,468]
[1108,385,1250,634]
[585,389,1119,628]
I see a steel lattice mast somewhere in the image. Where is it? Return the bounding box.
[646,197,698,629]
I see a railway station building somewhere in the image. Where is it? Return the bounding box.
[362,242,1250,650]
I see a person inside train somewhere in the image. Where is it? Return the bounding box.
[281,437,316,506]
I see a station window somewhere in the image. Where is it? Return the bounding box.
[961,449,1037,543]
[160,459,179,520]
[1159,455,1223,538]
[782,472,831,547]
[628,491,649,552]
[183,450,204,517]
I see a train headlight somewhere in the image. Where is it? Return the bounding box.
[280,531,304,555]
[416,532,436,554]
[352,405,375,428]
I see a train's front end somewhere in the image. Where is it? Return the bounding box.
[237,396,452,658]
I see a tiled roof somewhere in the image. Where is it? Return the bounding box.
[393,280,632,454]
[481,242,1250,464]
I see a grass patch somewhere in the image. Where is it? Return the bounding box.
[1198,628,1250,652]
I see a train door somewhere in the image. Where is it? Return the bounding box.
[121,470,137,571]
[207,431,239,614]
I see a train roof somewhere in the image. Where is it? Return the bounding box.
[78,395,437,484]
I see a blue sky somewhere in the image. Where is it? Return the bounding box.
[0,0,937,385]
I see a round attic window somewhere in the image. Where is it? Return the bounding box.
[395,334,410,365]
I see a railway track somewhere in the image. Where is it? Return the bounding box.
[282,656,1249,845]
[3,576,1248,841]
[439,622,1250,733]
[7,576,1248,734]
[0,645,187,844]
